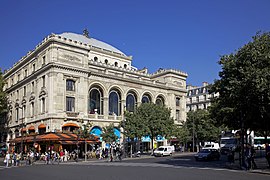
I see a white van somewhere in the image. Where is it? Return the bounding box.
[202,142,220,150]
[153,146,175,157]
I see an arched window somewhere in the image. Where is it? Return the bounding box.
[114,62,118,67]
[105,59,108,64]
[124,64,127,69]
[94,57,98,61]
[156,96,165,106]
[89,87,103,114]
[109,90,121,115]
[142,94,151,103]
[126,93,137,112]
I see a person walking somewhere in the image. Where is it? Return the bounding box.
[4,152,10,167]
[250,145,257,169]
[265,143,270,168]
[244,144,252,170]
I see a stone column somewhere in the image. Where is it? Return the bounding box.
[103,97,108,120]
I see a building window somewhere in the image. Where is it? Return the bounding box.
[109,90,121,115]
[176,97,180,106]
[114,62,118,67]
[33,63,36,72]
[176,110,180,121]
[41,98,45,113]
[16,108,19,122]
[23,86,26,96]
[42,56,46,65]
[196,96,199,102]
[42,76,45,87]
[66,80,75,91]
[66,97,75,112]
[124,64,127,69]
[126,93,137,112]
[18,74,20,82]
[189,98,192,104]
[25,69,28,77]
[31,102,35,117]
[156,96,165,106]
[203,104,207,109]
[94,57,98,61]
[17,90,19,99]
[105,59,108,64]
[32,81,35,92]
[142,94,151,103]
[89,87,103,114]
[22,105,26,118]
[204,95,207,101]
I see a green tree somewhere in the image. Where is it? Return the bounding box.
[187,109,222,151]
[101,123,118,144]
[171,123,190,151]
[74,122,93,161]
[121,110,148,156]
[210,32,270,166]
[0,69,8,143]
[126,103,174,151]
[211,32,270,135]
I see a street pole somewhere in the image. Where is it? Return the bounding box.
[84,139,87,161]
[192,117,195,152]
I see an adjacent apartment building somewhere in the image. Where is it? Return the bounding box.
[3,30,187,151]
[186,82,218,112]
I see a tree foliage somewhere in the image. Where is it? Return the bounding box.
[210,32,270,136]
[122,103,174,149]
[0,69,8,141]
[187,109,222,143]
[171,123,190,145]
[102,123,118,144]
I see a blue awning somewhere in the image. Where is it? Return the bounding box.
[156,135,165,142]
[142,135,151,142]
[90,126,102,141]
[114,128,121,142]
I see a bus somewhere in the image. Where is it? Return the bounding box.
[254,137,270,150]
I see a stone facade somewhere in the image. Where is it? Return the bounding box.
[186,82,218,112]
[3,32,187,146]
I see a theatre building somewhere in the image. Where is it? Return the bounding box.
[3,30,187,153]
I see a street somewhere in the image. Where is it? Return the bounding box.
[0,153,269,180]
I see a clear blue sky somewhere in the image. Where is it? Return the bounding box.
[1,0,270,86]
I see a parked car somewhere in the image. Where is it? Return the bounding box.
[153,146,174,157]
[194,149,220,161]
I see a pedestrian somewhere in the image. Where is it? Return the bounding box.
[250,145,257,169]
[227,147,235,164]
[265,143,270,168]
[16,153,21,166]
[244,144,252,170]
[4,152,10,167]
[12,152,17,166]
[60,150,64,162]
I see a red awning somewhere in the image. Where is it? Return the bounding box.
[28,126,35,131]
[38,124,46,129]
[62,123,79,128]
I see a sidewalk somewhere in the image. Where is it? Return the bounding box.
[225,157,270,175]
